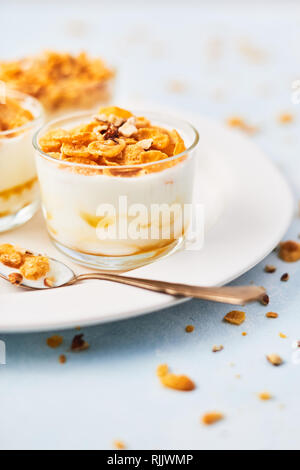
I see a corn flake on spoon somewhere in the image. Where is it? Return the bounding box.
[0,245,266,306]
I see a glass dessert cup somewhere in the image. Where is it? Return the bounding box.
[34,111,199,271]
[0,89,44,232]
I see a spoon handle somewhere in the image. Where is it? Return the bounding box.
[73,273,266,305]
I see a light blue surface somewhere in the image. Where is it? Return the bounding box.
[0,0,300,450]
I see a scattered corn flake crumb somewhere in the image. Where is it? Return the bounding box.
[238,39,268,64]
[223,310,246,326]
[44,277,55,288]
[113,440,126,450]
[211,88,226,102]
[59,354,67,364]
[156,364,168,377]
[258,391,272,401]
[160,373,195,392]
[278,112,293,124]
[205,38,224,62]
[261,294,270,306]
[279,332,287,339]
[280,272,289,282]
[242,332,247,336]
[157,364,195,391]
[226,116,258,135]
[71,334,89,352]
[8,272,23,286]
[266,354,283,366]
[266,312,278,319]
[185,325,194,333]
[264,264,276,273]
[278,241,300,262]
[201,411,224,426]
[167,79,187,94]
[47,335,63,349]
[212,345,223,352]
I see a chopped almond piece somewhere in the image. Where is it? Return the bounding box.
[266,354,283,366]
[264,264,276,273]
[201,412,224,426]
[47,335,63,349]
[278,241,300,262]
[71,334,89,352]
[223,310,246,325]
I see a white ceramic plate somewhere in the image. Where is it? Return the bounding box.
[0,111,294,332]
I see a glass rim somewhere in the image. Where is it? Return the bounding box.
[0,88,44,137]
[33,109,200,170]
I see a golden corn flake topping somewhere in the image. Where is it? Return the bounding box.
[0,97,33,133]
[39,106,187,176]
[0,51,114,112]
[0,244,50,281]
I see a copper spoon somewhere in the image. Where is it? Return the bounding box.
[0,257,266,306]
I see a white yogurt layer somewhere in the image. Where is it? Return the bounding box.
[0,129,39,216]
[36,156,195,256]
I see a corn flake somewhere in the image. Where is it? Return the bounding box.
[223,310,246,325]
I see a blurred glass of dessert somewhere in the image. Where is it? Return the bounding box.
[0,51,114,119]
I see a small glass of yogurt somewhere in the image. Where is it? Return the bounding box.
[34,108,199,271]
[0,89,44,232]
